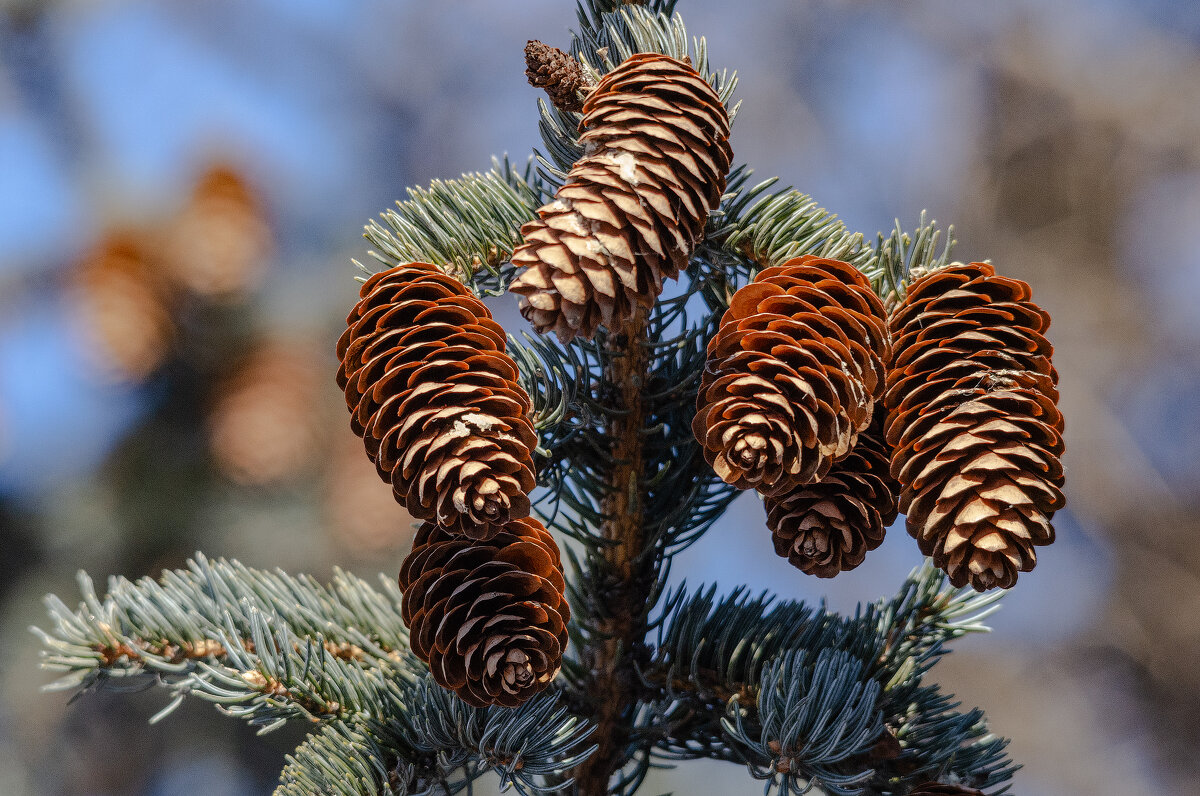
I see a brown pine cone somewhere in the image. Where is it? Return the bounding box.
[69,231,174,383]
[209,341,324,486]
[398,517,570,708]
[764,416,898,577]
[694,256,890,494]
[509,52,732,341]
[907,783,985,796]
[525,40,588,113]
[162,164,272,300]
[336,263,537,540]
[886,262,1065,592]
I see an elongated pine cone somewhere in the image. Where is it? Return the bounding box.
[886,262,1065,591]
[694,256,890,494]
[336,263,537,540]
[764,416,898,577]
[509,52,732,341]
[525,40,587,113]
[398,517,570,707]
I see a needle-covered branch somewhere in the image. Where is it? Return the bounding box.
[361,157,543,295]
[34,554,422,731]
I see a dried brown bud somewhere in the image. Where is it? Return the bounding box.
[525,40,588,113]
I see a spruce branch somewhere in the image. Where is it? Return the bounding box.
[361,157,543,295]
[274,679,595,796]
[275,718,431,796]
[34,555,421,730]
[719,188,871,275]
[407,677,597,794]
[639,565,1011,794]
[723,649,884,796]
[865,213,956,301]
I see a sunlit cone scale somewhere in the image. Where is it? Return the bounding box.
[885,262,1065,591]
[336,262,537,540]
[509,52,733,341]
[398,517,570,708]
[695,256,890,494]
[765,415,898,577]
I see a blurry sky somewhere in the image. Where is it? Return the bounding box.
[2,1,1199,795]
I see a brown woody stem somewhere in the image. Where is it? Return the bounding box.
[572,306,652,796]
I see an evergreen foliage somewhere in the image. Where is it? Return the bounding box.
[35,2,1020,795]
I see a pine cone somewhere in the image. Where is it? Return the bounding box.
[694,256,890,493]
[70,231,174,383]
[509,52,732,341]
[162,164,271,300]
[907,784,985,796]
[886,262,1065,591]
[398,517,570,707]
[336,263,537,540]
[765,416,898,577]
[209,342,324,487]
[525,40,587,113]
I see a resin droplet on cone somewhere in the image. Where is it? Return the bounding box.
[510,52,732,341]
[336,262,537,540]
[886,262,1065,591]
[398,517,570,708]
[695,256,890,494]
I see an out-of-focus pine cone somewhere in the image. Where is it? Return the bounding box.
[906,783,985,796]
[886,262,1065,592]
[525,40,588,113]
[336,262,537,540]
[162,164,272,300]
[764,415,898,577]
[398,517,570,707]
[509,52,732,341]
[208,342,324,486]
[694,256,890,493]
[69,231,174,383]
[324,432,415,557]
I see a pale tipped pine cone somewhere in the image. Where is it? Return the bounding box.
[765,416,898,577]
[509,52,732,341]
[694,256,890,494]
[886,262,1065,591]
[336,262,537,540]
[398,517,570,708]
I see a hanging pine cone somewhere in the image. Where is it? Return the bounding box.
[886,262,1065,592]
[764,415,898,577]
[694,256,890,494]
[525,40,588,113]
[906,784,985,796]
[509,52,732,341]
[398,517,570,707]
[336,262,537,540]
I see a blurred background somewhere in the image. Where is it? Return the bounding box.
[1,1,1197,794]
